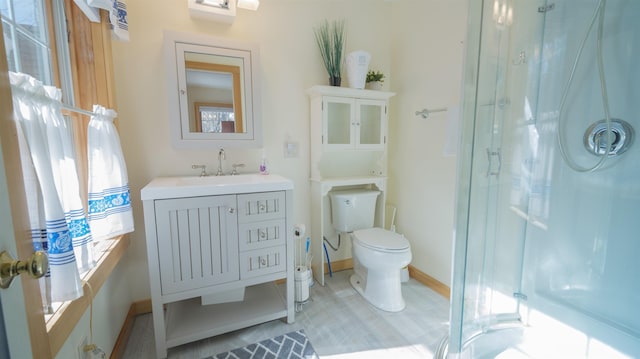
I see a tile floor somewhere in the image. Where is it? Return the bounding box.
[121,270,450,359]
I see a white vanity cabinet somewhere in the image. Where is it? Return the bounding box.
[141,175,294,358]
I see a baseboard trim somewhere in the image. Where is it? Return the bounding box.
[323,258,353,273]
[132,298,152,315]
[110,299,152,359]
[408,265,450,299]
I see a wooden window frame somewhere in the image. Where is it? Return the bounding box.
[48,2,126,358]
[2,1,127,358]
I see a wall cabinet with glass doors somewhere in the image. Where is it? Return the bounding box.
[307,85,395,180]
[322,96,387,150]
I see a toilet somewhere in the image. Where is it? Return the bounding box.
[329,189,412,312]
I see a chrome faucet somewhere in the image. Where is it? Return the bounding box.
[216,148,225,176]
[192,164,207,177]
[231,163,245,175]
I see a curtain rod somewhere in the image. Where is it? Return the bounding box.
[61,104,96,117]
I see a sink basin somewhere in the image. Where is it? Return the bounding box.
[176,175,261,187]
[141,173,294,200]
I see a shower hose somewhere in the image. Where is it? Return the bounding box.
[557,0,612,172]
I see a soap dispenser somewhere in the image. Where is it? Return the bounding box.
[259,150,269,175]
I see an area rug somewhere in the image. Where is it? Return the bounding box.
[206,329,319,359]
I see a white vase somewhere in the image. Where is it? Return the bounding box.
[346,51,371,89]
[365,81,383,90]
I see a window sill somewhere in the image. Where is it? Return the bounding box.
[45,235,130,357]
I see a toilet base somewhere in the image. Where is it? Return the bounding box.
[350,272,406,312]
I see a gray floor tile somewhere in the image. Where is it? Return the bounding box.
[121,270,450,359]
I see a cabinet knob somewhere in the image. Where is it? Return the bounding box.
[260,258,267,266]
[259,231,266,239]
[259,204,266,211]
[228,208,235,214]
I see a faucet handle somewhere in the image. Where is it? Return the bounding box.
[191,164,207,177]
[231,163,245,176]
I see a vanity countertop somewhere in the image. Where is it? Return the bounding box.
[141,173,294,200]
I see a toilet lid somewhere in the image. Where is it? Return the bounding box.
[353,228,410,251]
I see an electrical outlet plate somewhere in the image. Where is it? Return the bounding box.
[283,141,299,158]
[77,336,89,359]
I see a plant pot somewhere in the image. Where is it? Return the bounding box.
[329,76,342,87]
[365,81,383,90]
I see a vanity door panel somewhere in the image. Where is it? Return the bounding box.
[154,195,239,294]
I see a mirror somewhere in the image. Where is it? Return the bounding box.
[164,30,262,149]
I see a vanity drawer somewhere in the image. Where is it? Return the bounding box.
[239,219,286,251]
[237,191,286,223]
[240,246,286,279]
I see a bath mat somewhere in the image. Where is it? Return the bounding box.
[206,329,319,359]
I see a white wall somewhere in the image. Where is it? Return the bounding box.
[112,0,467,302]
[56,254,131,358]
[387,0,467,286]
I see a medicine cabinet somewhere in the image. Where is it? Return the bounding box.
[164,30,262,149]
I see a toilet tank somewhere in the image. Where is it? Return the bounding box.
[329,189,380,232]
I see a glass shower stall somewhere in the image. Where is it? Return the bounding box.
[445,0,640,357]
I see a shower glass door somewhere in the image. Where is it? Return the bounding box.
[449,0,545,353]
[448,0,640,358]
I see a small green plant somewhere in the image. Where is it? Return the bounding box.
[366,70,385,84]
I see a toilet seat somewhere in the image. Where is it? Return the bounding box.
[353,228,410,252]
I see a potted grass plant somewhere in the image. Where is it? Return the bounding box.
[313,19,346,86]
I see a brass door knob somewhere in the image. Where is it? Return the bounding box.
[0,251,48,289]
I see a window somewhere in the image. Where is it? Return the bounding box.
[1,0,73,103]
[1,0,54,83]
[195,102,236,132]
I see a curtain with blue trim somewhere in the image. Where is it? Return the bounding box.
[87,105,134,241]
[10,72,86,307]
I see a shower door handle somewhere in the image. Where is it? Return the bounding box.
[486,147,501,177]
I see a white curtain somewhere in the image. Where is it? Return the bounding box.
[10,72,87,305]
[87,105,134,241]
